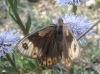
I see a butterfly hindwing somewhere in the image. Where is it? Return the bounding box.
[62,26,79,67]
[37,28,62,66]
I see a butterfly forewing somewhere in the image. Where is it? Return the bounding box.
[15,24,63,66]
[15,26,53,58]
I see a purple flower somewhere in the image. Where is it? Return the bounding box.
[56,0,88,6]
[54,14,93,41]
[0,30,20,58]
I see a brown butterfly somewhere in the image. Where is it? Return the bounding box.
[15,18,79,67]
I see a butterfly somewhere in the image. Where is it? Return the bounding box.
[15,18,79,67]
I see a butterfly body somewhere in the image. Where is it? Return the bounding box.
[15,18,79,67]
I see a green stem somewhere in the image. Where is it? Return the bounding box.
[77,19,100,41]
[7,0,27,36]
[7,0,42,74]
[6,53,20,73]
[6,53,16,68]
[69,68,73,74]
[72,5,77,14]
[34,60,42,74]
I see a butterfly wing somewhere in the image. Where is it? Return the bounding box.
[37,27,63,66]
[62,26,79,67]
[15,25,62,66]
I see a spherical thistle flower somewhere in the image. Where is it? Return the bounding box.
[54,14,94,41]
[0,30,20,58]
[56,0,88,6]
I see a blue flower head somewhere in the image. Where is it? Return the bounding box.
[0,30,20,58]
[56,0,88,6]
[54,14,94,41]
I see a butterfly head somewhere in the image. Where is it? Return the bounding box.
[57,18,64,26]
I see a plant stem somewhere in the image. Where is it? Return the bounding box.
[7,1,42,74]
[72,5,77,14]
[34,60,42,74]
[6,53,16,68]
[69,68,73,74]
[7,0,27,36]
[77,19,100,41]
[6,53,20,73]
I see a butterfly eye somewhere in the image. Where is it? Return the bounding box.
[22,43,28,50]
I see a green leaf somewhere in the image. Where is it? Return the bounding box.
[7,67,18,73]
[45,71,52,74]
[9,11,17,23]
[0,58,7,62]
[73,64,79,71]
[90,71,94,74]
[0,71,2,74]
[13,0,17,11]
[0,61,4,66]
[25,14,31,33]
[96,39,100,50]
[84,71,90,74]
[28,60,36,69]
[12,53,15,64]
